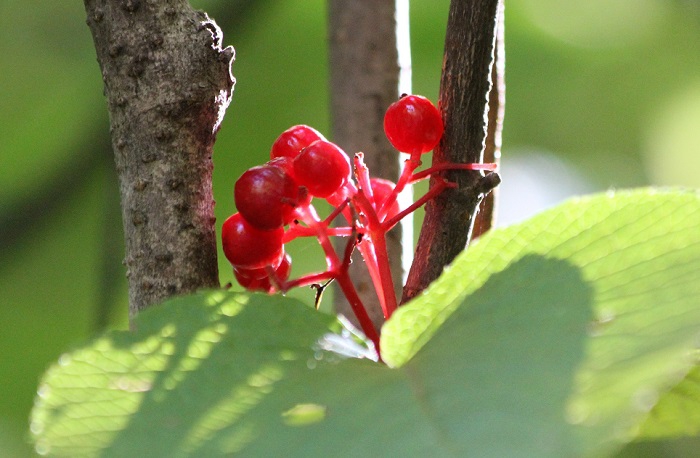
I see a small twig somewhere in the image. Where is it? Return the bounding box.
[311,279,335,310]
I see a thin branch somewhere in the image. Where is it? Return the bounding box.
[83,0,235,323]
[402,0,501,303]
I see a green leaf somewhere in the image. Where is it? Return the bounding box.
[31,189,700,457]
[382,188,700,455]
[634,364,700,439]
[30,291,340,457]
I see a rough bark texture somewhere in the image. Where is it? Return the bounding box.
[472,1,505,239]
[402,0,501,303]
[83,0,235,321]
[328,0,402,328]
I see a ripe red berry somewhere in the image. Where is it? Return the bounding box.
[268,156,295,178]
[370,177,400,220]
[221,213,284,269]
[383,95,444,154]
[293,140,351,198]
[234,272,274,293]
[267,157,312,208]
[234,164,301,230]
[234,252,292,292]
[271,125,326,160]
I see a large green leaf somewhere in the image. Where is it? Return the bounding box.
[31,189,700,456]
[382,189,700,455]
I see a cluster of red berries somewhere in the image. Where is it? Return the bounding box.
[221,95,495,350]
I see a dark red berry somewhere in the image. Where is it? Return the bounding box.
[234,164,300,230]
[268,156,296,178]
[232,258,279,280]
[383,95,444,154]
[271,125,326,160]
[293,140,351,198]
[234,252,292,292]
[222,213,284,269]
[370,178,400,219]
[234,271,274,293]
[267,157,312,207]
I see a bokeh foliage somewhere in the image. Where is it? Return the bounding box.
[1,0,699,455]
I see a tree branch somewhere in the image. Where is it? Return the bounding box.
[327,0,404,328]
[402,0,501,303]
[83,0,235,322]
[472,1,505,239]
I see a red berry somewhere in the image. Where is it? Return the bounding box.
[221,213,284,269]
[232,257,281,280]
[271,125,326,160]
[383,95,444,154]
[293,140,351,198]
[267,157,312,208]
[234,272,274,293]
[370,178,400,220]
[268,156,296,178]
[234,164,301,230]
[234,252,292,292]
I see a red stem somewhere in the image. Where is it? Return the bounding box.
[354,153,375,200]
[378,151,422,220]
[382,178,454,232]
[324,198,350,225]
[334,268,381,355]
[352,190,398,317]
[281,270,336,290]
[294,205,341,269]
[409,162,498,183]
[292,203,380,351]
[283,225,354,242]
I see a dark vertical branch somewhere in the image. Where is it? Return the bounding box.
[328,0,404,328]
[472,1,505,239]
[402,0,501,303]
[83,0,235,322]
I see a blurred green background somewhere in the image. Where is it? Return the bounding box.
[1,0,699,455]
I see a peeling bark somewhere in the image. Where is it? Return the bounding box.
[472,1,505,239]
[83,0,235,322]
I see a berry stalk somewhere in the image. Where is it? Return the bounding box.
[292,204,380,348]
[351,189,398,317]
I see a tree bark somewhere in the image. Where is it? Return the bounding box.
[402,0,501,303]
[472,0,505,239]
[328,0,404,328]
[83,0,235,322]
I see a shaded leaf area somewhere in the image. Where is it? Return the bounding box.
[32,190,700,457]
[383,189,700,455]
